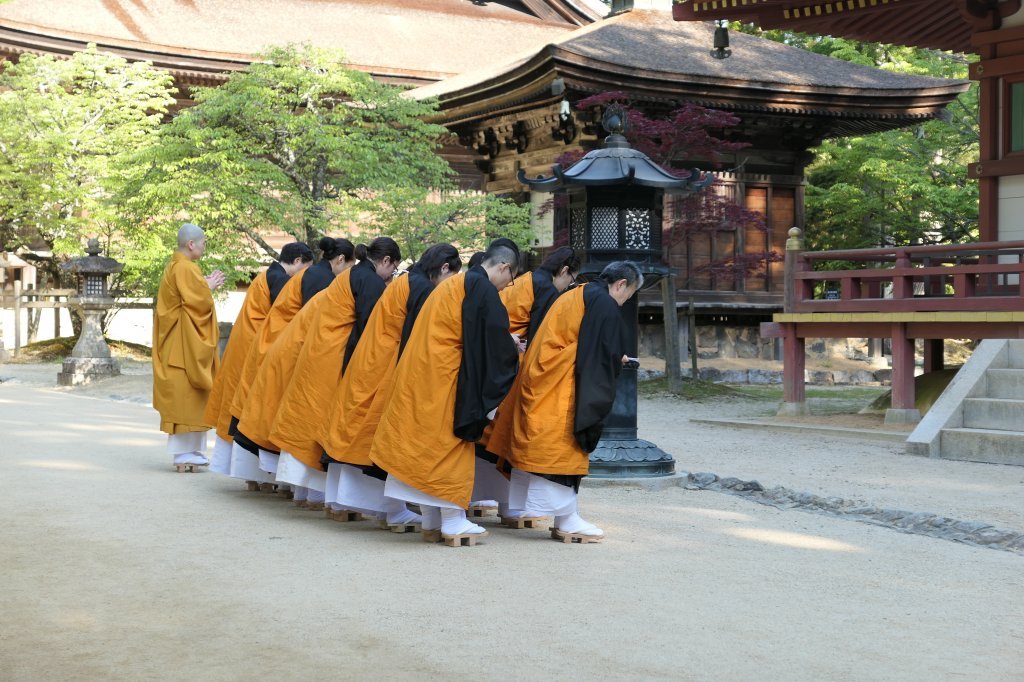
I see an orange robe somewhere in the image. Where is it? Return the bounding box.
[152,252,220,434]
[507,284,623,475]
[234,287,329,453]
[501,270,536,337]
[319,274,410,466]
[370,270,517,508]
[229,269,306,420]
[268,267,367,467]
[202,271,270,442]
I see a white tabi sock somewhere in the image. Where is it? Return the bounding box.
[440,508,486,536]
[554,511,603,536]
[173,451,209,465]
[469,499,498,508]
[384,497,422,526]
[307,489,325,504]
[293,486,309,502]
[421,505,442,531]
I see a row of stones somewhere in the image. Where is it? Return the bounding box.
[638,367,891,385]
[684,472,1024,554]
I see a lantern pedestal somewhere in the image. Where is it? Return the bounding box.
[57,297,120,386]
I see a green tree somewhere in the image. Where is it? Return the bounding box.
[364,188,532,262]
[125,44,529,285]
[0,45,176,296]
[736,27,979,251]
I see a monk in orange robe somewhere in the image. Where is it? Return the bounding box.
[504,261,641,543]
[312,244,461,529]
[265,238,400,515]
[370,239,520,545]
[206,242,312,475]
[228,237,353,492]
[152,223,224,471]
[470,246,579,519]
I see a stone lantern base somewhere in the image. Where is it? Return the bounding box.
[57,357,120,386]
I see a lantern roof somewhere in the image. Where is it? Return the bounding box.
[61,238,123,276]
[518,106,715,191]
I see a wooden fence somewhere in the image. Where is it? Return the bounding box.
[785,240,1024,314]
[0,280,152,356]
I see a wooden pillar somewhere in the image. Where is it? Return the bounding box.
[687,297,698,380]
[778,323,808,415]
[778,226,808,415]
[975,41,999,243]
[923,338,945,373]
[886,322,921,424]
[661,274,682,392]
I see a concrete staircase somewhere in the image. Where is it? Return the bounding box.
[907,340,1024,466]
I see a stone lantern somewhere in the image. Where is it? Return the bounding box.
[57,238,124,386]
[518,105,712,477]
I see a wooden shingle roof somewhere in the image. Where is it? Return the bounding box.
[411,9,969,136]
[0,0,604,86]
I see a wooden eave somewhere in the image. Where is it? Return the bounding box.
[671,0,995,54]
[426,44,969,137]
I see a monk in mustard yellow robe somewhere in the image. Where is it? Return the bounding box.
[205,243,312,475]
[311,244,459,527]
[152,223,223,469]
[504,261,640,543]
[371,239,520,543]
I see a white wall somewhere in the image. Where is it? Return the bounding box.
[1,291,247,351]
[998,174,1024,241]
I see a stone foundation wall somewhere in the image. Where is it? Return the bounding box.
[639,322,889,365]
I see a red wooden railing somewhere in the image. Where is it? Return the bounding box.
[785,240,1024,313]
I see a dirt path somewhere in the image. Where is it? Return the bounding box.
[1,378,1022,680]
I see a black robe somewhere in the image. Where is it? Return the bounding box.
[301,259,335,304]
[526,268,561,342]
[453,265,519,442]
[265,261,289,304]
[341,258,387,374]
[573,280,627,453]
[399,266,436,358]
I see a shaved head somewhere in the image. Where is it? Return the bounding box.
[178,223,204,247]
[177,223,208,261]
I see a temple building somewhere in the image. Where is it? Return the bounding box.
[408,9,967,356]
[674,0,1024,465]
[0,1,967,358]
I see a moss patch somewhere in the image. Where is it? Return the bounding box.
[7,336,151,363]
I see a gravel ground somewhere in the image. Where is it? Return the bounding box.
[1,365,1022,680]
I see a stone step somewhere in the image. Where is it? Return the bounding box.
[940,427,1024,466]
[963,397,1024,431]
[1010,339,1024,369]
[985,368,1024,399]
